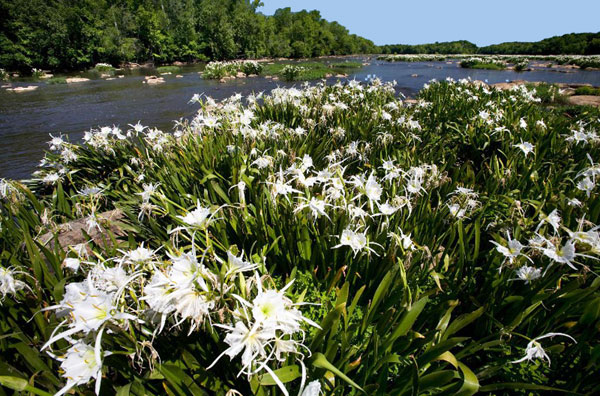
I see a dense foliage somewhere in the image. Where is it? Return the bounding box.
[0,0,376,72]
[380,40,479,55]
[379,54,600,70]
[381,32,600,55]
[1,78,600,395]
[480,32,600,55]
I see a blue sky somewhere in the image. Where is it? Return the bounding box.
[258,1,600,46]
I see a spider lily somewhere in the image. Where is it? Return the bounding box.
[512,265,542,283]
[222,249,259,275]
[170,200,220,234]
[512,332,576,366]
[55,340,108,396]
[490,231,530,270]
[294,197,333,221]
[333,228,382,257]
[0,266,29,303]
[513,140,535,157]
[535,209,561,234]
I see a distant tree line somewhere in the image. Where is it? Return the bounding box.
[380,33,600,55]
[380,40,478,55]
[0,0,377,72]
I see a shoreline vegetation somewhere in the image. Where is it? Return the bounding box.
[1,0,599,78]
[1,77,600,396]
[379,33,600,55]
[0,1,376,73]
[378,54,600,70]
[0,57,367,91]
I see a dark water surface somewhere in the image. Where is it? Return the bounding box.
[2,57,600,180]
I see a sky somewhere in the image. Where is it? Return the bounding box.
[258,1,600,46]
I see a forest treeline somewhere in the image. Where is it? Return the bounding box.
[0,0,377,72]
[2,0,599,73]
[380,32,600,56]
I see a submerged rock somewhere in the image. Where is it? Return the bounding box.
[145,77,165,84]
[66,77,90,83]
[6,85,38,92]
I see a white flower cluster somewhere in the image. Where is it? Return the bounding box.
[43,225,318,395]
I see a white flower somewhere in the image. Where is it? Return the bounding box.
[364,172,382,205]
[43,172,60,185]
[294,197,331,221]
[268,175,299,202]
[143,271,175,317]
[577,176,595,197]
[171,287,214,331]
[120,243,158,266]
[514,140,534,157]
[77,186,103,197]
[300,380,321,396]
[90,264,130,293]
[519,117,528,129]
[56,341,104,396]
[540,239,578,270]
[448,203,466,219]
[70,290,118,333]
[536,209,561,234]
[225,250,258,275]
[48,133,65,150]
[210,321,274,372]
[512,332,576,366]
[0,179,13,199]
[128,121,147,134]
[389,229,414,250]
[136,183,160,203]
[0,266,28,302]
[514,266,541,283]
[490,231,527,266]
[252,155,273,169]
[172,200,217,232]
[405,176,424,196]
[63,258,81,272]
[333,228,380,257]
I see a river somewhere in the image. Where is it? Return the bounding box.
[2,57,600,180]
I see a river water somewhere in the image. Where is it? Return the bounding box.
[2,57,600,180]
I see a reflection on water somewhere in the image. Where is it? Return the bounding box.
[1,57,600,179]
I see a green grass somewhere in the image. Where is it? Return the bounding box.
[156,65,181,73]
[93,63,115,72]
[46,77,67,84]
[262,61,361,80]
[328,61,362,69]
[467,62,505,70]
[575,86,600,96]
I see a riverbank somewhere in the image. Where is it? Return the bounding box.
[1,57,368,92]
[3,56,600,180]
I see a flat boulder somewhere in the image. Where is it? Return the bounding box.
[66,77,90,83]
[146,77,165,84]
[39,209,126,251]
[568,95,600,107]
[492,80,529,90]
[6,85,38,92]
